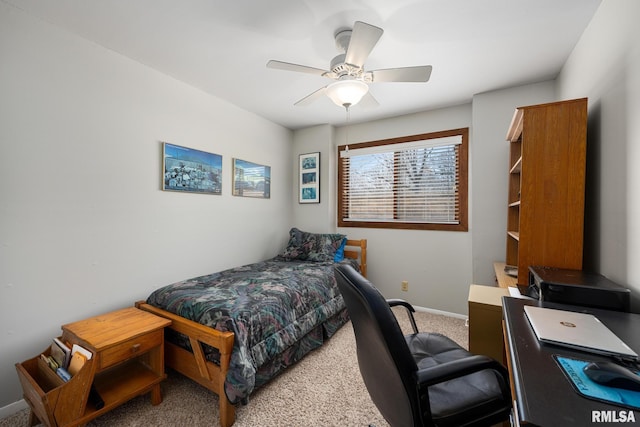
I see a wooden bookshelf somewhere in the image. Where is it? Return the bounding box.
[503,98,587,286]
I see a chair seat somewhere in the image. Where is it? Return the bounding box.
[406,333,509,426]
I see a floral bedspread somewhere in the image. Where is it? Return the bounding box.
[146,256,357,403]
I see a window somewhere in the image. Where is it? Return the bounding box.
[338,128,468,231]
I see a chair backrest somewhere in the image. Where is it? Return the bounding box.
[335,264,423,426]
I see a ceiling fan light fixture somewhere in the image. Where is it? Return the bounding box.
[326,80,369,107]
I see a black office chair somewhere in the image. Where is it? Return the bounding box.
[335,264,512,427]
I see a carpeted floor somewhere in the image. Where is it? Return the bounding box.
[1,308,468,427]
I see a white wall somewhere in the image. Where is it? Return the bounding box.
[471,82,556,285]
[556,0,640,311]
[295,90,570,315]
[291,124,336,231]
[0,4,292,409]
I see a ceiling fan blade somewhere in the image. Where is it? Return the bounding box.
[357,91,379,109]
[294,87,327,106]
[344,21,383,68]
[267,60,329,76]
[370,65,433,83]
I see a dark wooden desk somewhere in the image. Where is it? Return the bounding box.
[502,297,640,426]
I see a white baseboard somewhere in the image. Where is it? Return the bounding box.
[413,305,468,321]
[0,399,28,420]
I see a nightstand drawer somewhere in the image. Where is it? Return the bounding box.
[99,330,162,370]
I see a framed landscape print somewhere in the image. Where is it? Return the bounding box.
[162,142,222,194]
[299,152,320,203]
[232,158,271,198]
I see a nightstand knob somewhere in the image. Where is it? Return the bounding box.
[131,343,141,353]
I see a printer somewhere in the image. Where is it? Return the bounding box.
[528,266,631,312]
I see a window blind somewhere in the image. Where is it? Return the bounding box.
[339,136,461,225]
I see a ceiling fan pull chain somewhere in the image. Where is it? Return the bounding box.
[345,105,351,147]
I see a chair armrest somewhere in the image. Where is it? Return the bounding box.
[387,299,415,311]
[415,355,510,395]
[387,299,418,334]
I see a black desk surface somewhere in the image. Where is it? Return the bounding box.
[502,297,640,426]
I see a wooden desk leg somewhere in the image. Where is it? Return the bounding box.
[150,384,162,405]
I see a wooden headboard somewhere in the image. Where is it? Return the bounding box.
[344,239,367,277]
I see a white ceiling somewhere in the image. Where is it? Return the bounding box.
[5,0,601,130]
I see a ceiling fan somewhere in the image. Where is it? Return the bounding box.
[267,21,432,109]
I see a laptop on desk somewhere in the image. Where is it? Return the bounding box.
[524,306,638,360]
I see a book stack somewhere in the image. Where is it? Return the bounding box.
[42,338,92,382]
[41,338,105,409]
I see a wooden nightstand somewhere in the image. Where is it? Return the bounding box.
[16,307,171,426]
[61,307,171,413]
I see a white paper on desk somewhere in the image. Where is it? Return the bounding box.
[508,287,535,299]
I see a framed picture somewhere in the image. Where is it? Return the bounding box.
[232,158,271,198]
[299,152,320,203]
[162,142,222,194]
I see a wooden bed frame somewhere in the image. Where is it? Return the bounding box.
[135,238,366,427]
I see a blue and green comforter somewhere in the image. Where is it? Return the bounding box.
[146,256,355,403]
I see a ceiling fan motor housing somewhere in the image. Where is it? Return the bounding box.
[330,54,362,79]
[330,29,365,79]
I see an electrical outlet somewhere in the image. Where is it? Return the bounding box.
[401,280,409,292]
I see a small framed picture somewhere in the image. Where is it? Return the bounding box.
[299,152,320,203]
[232,158,271,198]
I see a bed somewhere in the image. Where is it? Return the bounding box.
[135,228,367,427]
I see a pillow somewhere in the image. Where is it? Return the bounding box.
[281,228,346,262]
[334,237,347,262]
